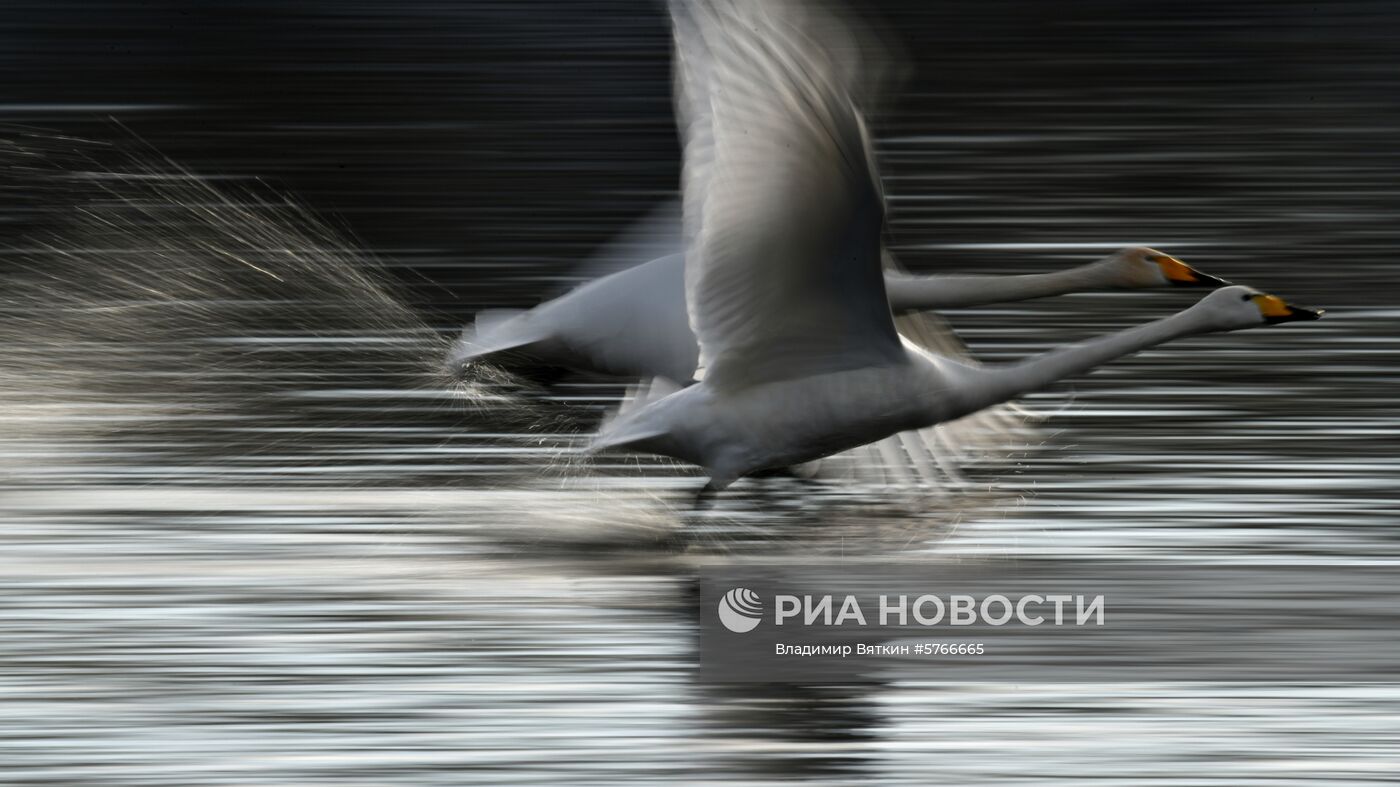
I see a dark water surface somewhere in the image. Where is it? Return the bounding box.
[2,1,1399,784]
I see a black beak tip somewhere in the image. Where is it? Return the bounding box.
[1174,271,1232,288]
[1266,305,1324,324]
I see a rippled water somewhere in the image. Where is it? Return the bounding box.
[3,1,1399,784]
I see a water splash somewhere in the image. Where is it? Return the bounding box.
[0,130,463,484]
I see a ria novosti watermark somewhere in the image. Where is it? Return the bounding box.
[719,588,1104,632]
[773,592,1104,628]
[720,588,1103,660]
[699,564,1400,683]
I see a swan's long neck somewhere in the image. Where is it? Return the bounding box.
[885,263,1109,313]
[962,305,1216,412]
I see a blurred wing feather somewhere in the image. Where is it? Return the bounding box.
[671,0,903,389]
[798,313,1047,491]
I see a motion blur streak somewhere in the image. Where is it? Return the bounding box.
[1,1,1398,784]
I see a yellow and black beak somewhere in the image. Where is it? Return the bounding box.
[1155,254,1231,288]
[1252,293,1323,324]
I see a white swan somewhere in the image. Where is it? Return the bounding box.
[448,241,1224,385]
[590,0,1320,497]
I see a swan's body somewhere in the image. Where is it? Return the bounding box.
[590,0,1319,492]
[595,356,954,482]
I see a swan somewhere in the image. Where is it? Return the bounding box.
[589,0,1320,497]
[447,239,1225,386]
[595,284,1319,494]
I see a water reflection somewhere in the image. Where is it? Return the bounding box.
[695,684,883,780]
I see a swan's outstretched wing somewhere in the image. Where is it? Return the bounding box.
[672,0,904,389]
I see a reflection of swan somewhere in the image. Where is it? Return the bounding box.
[447,241,1224,385]
[591,0,1319,499]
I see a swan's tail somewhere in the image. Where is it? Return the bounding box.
[796,312,1047,493]
[445,309,550,376]
[589,376,680,454]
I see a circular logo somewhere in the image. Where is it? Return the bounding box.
[718,587,763,633]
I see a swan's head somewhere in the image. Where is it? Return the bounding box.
[1105,246,1230,289]
[1193,285,1323,330]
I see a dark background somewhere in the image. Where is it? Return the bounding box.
[2,0,1396,318]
